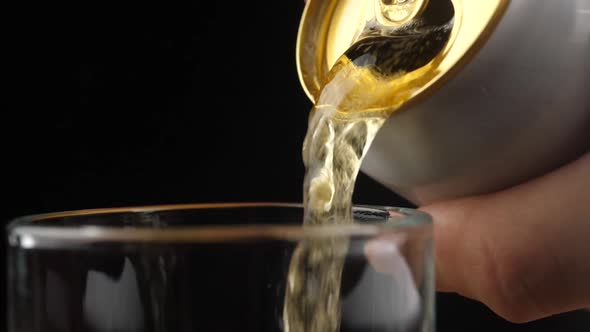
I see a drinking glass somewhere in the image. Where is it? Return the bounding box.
[6,203,434,332]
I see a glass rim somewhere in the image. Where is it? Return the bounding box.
[7,202,431,248]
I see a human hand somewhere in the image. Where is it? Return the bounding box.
[300,0,590,323]
[418,152,590,323]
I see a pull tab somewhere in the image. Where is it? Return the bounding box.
[376,0,427,25]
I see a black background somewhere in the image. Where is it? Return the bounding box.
[3,1,590,331]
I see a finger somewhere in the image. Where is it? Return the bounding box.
[422,152,590,323]
[360,237,422,326]
[364,234,408,276]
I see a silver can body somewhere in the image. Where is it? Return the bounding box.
[362,0,590,205]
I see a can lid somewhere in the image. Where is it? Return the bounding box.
[296,0,510,105]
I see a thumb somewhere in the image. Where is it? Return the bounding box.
[421,152,590,323]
